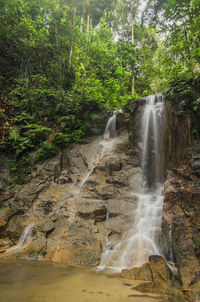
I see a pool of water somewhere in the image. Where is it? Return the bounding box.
[0,260,166,302]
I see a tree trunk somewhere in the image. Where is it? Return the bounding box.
[68,7,76,71]
[131,4,135,97]
[86,14,90,34]
[131,66,135,96]
[80,9,86,33]
[82,13,91,82]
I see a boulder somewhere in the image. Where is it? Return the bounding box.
[148,255,173,281]
[121,263,152,281]
[121,256,175,295]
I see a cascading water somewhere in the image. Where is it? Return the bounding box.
[6,224,34,253]
[142,95,164,187]
[79,109,122,189]
[104,109,122,139]
[17,224,34,247]
[97,95,165,271]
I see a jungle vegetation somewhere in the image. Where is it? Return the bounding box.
[0,0,199,177]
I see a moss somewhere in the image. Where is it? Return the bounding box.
[194,240,200,247]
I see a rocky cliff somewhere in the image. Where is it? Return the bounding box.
[0,90,200,301]
[161,95,200,301]
[0,115,142,265]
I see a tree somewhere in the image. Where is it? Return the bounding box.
[143,0,200,86]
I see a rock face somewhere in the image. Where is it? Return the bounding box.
[0,116,142,266]
[161,145,200,302]
[163,100,193,171]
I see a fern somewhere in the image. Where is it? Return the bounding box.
[9,127,20,142]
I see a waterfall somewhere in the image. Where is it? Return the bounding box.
[141,94,164,187]
[79,109,122,189]
[169,229,175,264]
[6,224,34,253]
[17,224,34,247]
[97,95,165,272]
[79,168,94,189]
[104,109,122,139]
[167,228,178,273]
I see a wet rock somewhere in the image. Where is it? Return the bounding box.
[42,200,53,215]
[0,208,10,227]
[42,154,62,180]
[148,255,173,282]
[37,219,55,233]
[108,160,123,172]
[189,271,200,286]
[46,242,73,262]
[78,199,106,222]
[162,162,200,288]
[0,127,141,266]
[189,151,200,177]
[194,247,200,257]
[94,157,123,175]
[116,112,129,130]
[161,146,200,301]
[105,178,126,187]
[57,171,72,184]
[122,256,176,296]
[164,100,193,170]
[107,199,137,218]
[0,180,6,192]
[0,239,12,247]
[45,221,102,265]
[121,263,152,281]
[0,239,12,252]
[23,234,47,259]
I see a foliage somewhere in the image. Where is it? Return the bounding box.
[0,0,200,185]
[165,76,200,136]
[9,156,32,185]
[143,0,200,90]
[35,141,57,162]
[194,240,200,247]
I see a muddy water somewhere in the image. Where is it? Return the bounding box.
[0,260,165,302]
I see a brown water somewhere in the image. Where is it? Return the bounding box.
[0,260,166,302]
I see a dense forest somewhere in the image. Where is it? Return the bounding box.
[0,0,200,183]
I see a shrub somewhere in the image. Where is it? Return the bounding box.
[35,141,57,162]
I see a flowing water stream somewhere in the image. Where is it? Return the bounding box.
[5,225,34,253]
[98,95,165,271]
[79,109,122,189]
